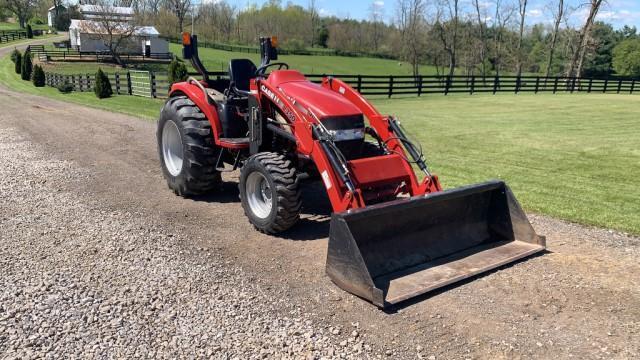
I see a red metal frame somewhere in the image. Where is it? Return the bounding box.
[169,72,442,213]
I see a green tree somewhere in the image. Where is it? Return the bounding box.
[20,51,32,81]
[32,64,45,87]
[612,39,640,76]
[14,52,22,74]
[94,68,113,99]
[26,24,33,38]
[582,22,621,77]
[167,59,188,84]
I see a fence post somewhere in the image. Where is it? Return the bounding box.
[417,75,423,97]
[87,74,91,92]
[588,78,593,93]
[534,76,540,94]
[470,75,475,95]
[356,75,362,93]
[493,75,498,94]
[571,77,576,93]
[553,77,559,94]
[603,77,608,93]
[127,72,132,95]
[150,71,156,98]
[617,79,622,94]
[388,75,393,98]
[115,73,120,94]
[444,75,451,95]
[630,79,635,94]
[515,75,521,94]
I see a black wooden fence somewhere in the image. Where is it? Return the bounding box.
[27,45,174,63]
[45,71,170,98]
[43,70,639,99]
[0,30,27,44]
[303,74,639,97]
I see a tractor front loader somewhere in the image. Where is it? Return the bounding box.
[156,33,545,308]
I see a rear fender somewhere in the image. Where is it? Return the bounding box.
[170,82,222,141]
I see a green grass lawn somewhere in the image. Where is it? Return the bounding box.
[0,22,50,31]
[0,55,163,119]
[2,50,639,234]
[376,94,640,234]
[171,43,441,75]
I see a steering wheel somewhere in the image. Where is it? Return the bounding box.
[255,62,289,76]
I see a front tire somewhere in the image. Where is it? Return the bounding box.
[157,95,221,196]
[239,152,302,234]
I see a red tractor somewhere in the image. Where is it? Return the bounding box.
[157,34,545,308]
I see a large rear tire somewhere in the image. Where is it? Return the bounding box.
[157,95,221,196]
[239,152,302,234]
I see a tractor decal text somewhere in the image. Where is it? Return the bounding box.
[261,85,296,121]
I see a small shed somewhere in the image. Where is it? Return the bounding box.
[69,20,168,54]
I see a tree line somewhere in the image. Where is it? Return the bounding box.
[2,0,640,77]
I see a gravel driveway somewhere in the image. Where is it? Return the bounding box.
[0,73,638,359]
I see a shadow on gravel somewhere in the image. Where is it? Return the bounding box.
[381,250,552,314]
[190,179,334,241]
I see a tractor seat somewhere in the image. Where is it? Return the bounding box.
[229,59,257,94]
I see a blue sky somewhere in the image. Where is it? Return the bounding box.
[222,0,640,29]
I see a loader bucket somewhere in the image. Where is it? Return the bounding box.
[326,180,545,308]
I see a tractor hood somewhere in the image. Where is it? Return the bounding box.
[266,71,362,119]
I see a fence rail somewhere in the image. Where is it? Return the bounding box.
[43,70,640,100]
[301,74,639,97]
[27,46,174,63]
[0,30,27,44]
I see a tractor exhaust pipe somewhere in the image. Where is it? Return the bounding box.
[326,180,545,308]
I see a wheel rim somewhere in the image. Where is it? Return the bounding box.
[246,172,273,219]
[162,120,183,177]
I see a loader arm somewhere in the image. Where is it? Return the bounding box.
[321,77,441,195]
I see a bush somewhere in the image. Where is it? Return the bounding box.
[20,52,32,80]
[57,82,74,93]
[94,68,113,99]
[26,24,33,39]
[14,52,22,74]
[32,65,45,87]
[168,59,188,84]
[10,49,20,64]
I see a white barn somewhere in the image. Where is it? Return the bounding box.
[69,19,168,54]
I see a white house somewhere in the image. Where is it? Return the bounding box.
[69,19,168,54]
[47,5,67,27]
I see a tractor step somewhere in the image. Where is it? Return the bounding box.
[219,137,249,149]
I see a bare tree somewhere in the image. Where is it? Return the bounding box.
[308,0,319,47]
[567,0,605,77]
[434,0,459,77]
[165,0,191,33]
[491,0,516,76]
[1,0,37,28]
[515,0,527,76]
[472,0,489,76]
[396,0,427,77]
[78,0,138,65]
[369,0,384,52]
[544,0,568,77]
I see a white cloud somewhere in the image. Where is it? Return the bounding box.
[528,9,543,18]
[373,1,384,7]
[319,8,333,17]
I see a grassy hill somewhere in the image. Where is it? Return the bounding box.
[169,43,442,75]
